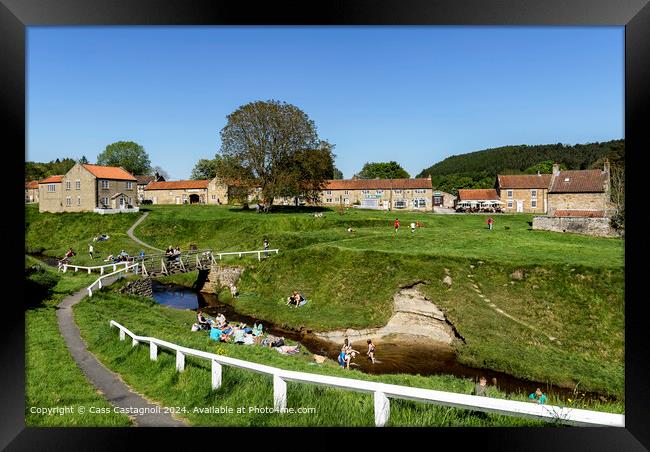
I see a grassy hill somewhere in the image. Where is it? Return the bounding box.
[25,204,624,398]
[416,139,624,195]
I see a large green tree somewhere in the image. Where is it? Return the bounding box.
[97,141,151,175]
[25,158,76,181]
[356,161,410,179]
[332,167,344,179]
[190,158,220,180]
[217,100,335,206]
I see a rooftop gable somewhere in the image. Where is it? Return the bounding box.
[81,164,137,181]
[458,189,500,201]
[549,170,607,193]
[145,180,210,190]
[497,174,552,189]
[324,178,432,190]
[38,175,64,184]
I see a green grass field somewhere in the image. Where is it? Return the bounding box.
[24,256,132,426]
[72,290,622,426]
[25,203,625,401]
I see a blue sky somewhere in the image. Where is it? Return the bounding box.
[27,26,624,180]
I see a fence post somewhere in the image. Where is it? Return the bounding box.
[100,267,104,275]
[211,360,222,390]
[88,268,91,274]
[132,337,139,347]
[75,266,78,272]
[258,251,261,261]
[176,350,185,372]
[98,280,102,289]
[88,288,92,297]
[150,342,158,361]
[373,391,390,427]
[63,265,67,273]
[119,329,125,341]
[113,264,117,272]
[273,374,287,412]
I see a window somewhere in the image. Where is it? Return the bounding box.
[101,197,109,206]
[212,194,216,200]
[65,181,71,190]
[507,190,513,198]
[101,180,109,189]
[414,189,427,194]
[65,196,71,206]
[375,190,383,194]
[126,181,133,190]
[394,200,407,208]
[77,196,81,206]
[47,184,56,192]
[344,198,349,205]
[394,189,402,194]
[531,200,537,208]
[326,198,332,203]
[507,201,513,208]
[344,190,349,195]
[531,189,537,198]
[128,197,132,205]
[414,198,427,208]
[326,190,331,195]
[362,190,370,195]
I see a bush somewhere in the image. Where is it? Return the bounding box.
[140,199,153,205]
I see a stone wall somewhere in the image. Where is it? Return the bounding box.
[200,264,244,294]
[547,192,610,215]
[532,216,620,238]
[118,277,153,298]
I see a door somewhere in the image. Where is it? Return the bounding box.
[119,197,125,208]
[516,200,523,212]
[175,197,181,205]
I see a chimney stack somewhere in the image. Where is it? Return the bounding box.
[603,159,610,174]
[552,163,560,176]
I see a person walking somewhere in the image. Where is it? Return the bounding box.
[410,222,416,234]
[394,218,400,233]
[263,237,269,258]
[89,244,94,259]
[487,217,494,231]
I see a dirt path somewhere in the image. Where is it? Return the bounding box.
[126,211,163,252]
[56,276,187,426]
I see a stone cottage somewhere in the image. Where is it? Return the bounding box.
[38,163,139,213]
[496,173,551,214]
[25,180,39,203]
[546,162,612,216]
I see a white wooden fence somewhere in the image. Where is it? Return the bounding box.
[87,263,140,297]
[108,320,624,428]
[211,249,279,262]
[60,261,131,275]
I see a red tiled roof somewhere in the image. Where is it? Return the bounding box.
[82,164,137,181]
[324,178,432,190]
[553,210,606,218]
[458,189,500,201]
[145,180,210,190]
[25,181,39,189]
[549,170,607,193]
[498,174,551,189]
[39,175,64,184]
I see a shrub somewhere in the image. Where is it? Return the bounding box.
[25,265,60,308]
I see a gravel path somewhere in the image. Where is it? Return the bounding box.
[126,211,163,252]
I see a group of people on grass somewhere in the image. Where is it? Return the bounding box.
[103,249,132,263]
[286,291,306,308]
[194,309,300,355]
[471,376,547,404]
[337,338,377,369]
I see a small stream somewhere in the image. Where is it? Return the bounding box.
[152,282,614,404]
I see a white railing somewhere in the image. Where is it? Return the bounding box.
[87,263,140,297]
[59,261,131,275]
[211,249,279,262]
[108,320,624,428]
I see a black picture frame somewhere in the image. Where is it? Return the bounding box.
[5,0,648,450]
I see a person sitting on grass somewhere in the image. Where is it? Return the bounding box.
[197,309,211,330]
[528,388,547,404]
[286,291,305,308]
[472,376,489,396]
[210,324,222,341]
[104,254,114,262]
[215,313,227,328]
